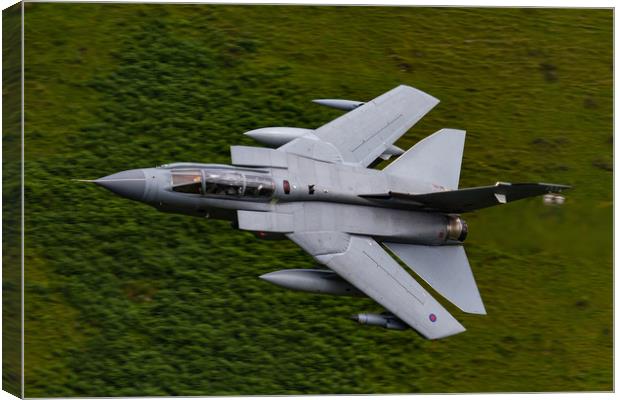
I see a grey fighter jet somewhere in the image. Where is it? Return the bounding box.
[85,85,569,339]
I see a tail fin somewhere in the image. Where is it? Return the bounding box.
[384,129,465,190]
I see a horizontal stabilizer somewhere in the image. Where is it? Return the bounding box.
[384,243,485,315]
[361,182,571,213]
[384,128,466,190]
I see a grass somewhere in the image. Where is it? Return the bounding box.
[15,4,612,396]
[3,3,24,397]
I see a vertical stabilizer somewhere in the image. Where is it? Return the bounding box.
[384,129,465,190]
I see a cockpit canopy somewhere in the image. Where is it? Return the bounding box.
[171,169,275,198]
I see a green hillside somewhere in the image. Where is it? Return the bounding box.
[20,4,612,396]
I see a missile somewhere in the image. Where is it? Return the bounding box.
[259,268,364,297]
[312,99,365,111]
[350,313,408,330]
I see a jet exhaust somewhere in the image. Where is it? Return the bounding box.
[446,216,468,242]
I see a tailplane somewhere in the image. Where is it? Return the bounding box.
[383,243,486,315]
[384,128,465,190]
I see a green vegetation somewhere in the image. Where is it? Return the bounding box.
[3,3,23,397]
[21,4,611,396]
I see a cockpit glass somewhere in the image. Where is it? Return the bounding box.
[170,168,275,198]
[244,175,275,197]
[204,171,244,196]
[171,170,202,194]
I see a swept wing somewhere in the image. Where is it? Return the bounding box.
[280,85,439,166]
[287,231,466,339]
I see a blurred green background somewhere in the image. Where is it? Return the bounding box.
[19,4,611,396]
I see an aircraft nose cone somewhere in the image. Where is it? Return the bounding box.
[95,169,146,202]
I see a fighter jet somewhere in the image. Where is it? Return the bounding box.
[85,85,569,339]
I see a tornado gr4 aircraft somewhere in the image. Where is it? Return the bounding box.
[85,85,569,339]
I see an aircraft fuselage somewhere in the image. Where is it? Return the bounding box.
[95,161,467,247]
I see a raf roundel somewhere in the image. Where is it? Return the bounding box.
[429,313,437,323]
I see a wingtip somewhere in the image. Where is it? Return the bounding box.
[465,306,487,316]
[427,323,467,340]
[397,84,441,105]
